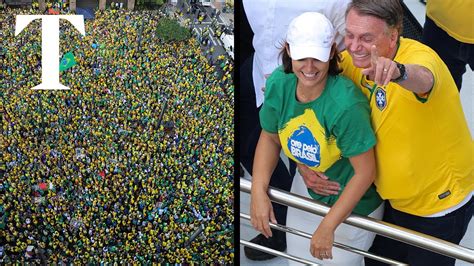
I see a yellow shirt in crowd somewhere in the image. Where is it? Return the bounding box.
[426,0,474,43]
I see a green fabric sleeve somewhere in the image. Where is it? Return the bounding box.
[259,73,282,134]
[333,101,376,157]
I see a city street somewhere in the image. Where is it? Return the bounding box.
[170,0,234,62]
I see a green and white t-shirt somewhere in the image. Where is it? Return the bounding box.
[260,67,382,215]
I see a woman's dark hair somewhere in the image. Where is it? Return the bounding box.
[279,43,342,76]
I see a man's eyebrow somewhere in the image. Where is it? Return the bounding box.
[345,30,374,38]
[360,33,375,38]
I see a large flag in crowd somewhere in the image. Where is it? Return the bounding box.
[59,52,76,72]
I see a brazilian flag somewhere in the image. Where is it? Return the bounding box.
[59,52,76,72]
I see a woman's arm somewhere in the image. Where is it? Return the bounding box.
[250,130,282,238]
[310,148,376,259]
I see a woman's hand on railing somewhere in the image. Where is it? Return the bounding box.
[250,188,277,238]
[297,164,340,196]
[310,223,335,260]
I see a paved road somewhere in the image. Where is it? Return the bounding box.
[171,0,233,62]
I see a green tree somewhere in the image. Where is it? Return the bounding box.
[156,18,191,42]
[136,0,164,9]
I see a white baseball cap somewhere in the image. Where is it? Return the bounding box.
[286,12,336,62]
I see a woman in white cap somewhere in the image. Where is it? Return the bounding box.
[250,12,384,265]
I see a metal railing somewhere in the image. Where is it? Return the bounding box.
[241,239,321,265]
[240,178,474,264]
[240,213,406,265]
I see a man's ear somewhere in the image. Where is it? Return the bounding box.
[389,29,399,49]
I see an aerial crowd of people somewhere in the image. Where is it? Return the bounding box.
[1,4,234,264]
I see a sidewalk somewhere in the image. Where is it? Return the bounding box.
[218,10,233,27]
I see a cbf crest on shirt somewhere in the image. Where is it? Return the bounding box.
[375,87,387,110]
[356,73,391,133]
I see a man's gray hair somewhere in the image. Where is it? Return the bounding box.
[346,0,404,35]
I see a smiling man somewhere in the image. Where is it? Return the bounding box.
[298,0,473,265]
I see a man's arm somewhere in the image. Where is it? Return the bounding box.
[364,45,434,95]
[393,64,434,95]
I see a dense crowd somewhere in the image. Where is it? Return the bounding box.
[0,6,234,264]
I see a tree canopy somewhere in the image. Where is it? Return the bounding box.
[156,18,191,42]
